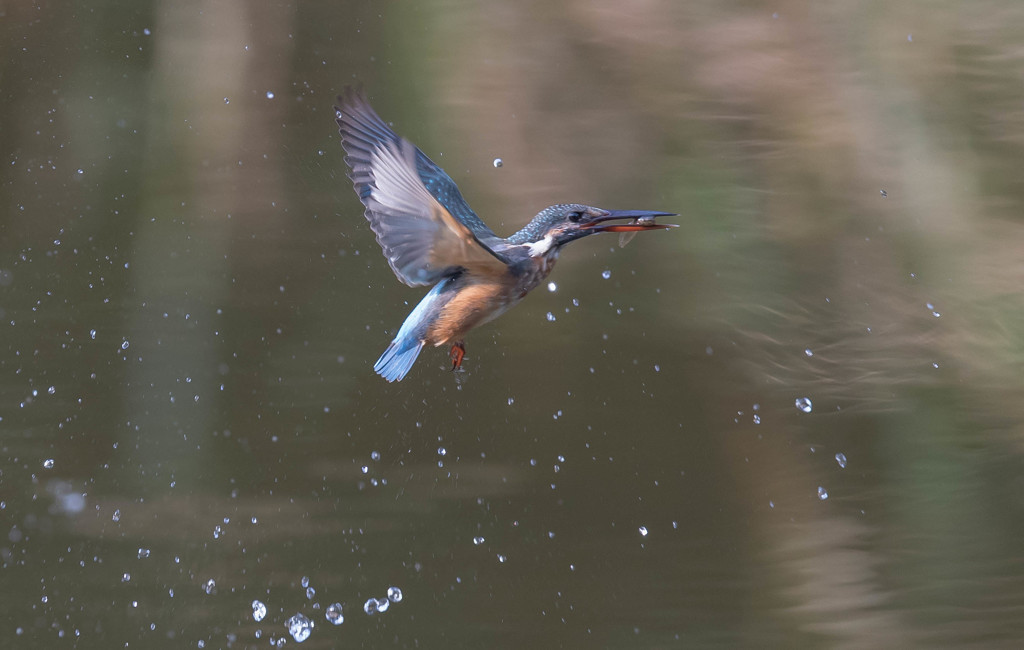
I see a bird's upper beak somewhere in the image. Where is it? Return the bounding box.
[579,210,678,233]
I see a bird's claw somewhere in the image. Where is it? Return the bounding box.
[449,342,466,371]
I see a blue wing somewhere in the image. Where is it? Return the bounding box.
[336,88,508,286]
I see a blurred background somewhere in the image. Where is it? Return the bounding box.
[4,0,1024,647]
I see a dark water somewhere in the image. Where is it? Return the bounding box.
[5,1,1024,647]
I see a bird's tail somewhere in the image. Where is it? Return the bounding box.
[374,337,425,382]
[372,277,454,382]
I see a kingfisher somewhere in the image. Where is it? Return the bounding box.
[335,88,676,382]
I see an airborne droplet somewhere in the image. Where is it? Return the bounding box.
[286,613,313,642]
[252,600,267,622]
[325,602,343,625]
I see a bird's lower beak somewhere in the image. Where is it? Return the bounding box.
[580,210,678,233]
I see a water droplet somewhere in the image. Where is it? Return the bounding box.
[638,526,648,537]
[795,397,813,413]
[507,397,514,406]
[547,282,557,292]
[325,602,343,625]
[437,447,446,456]
[492,158,503,168]
[546,312,556,321]
[753,414,761,424]
[203,578,217,595]
[223,97,230,104]
[121,572,131,583]
[835,453,847,468]
[387,586,403,603]
[907,33,913,42]
[804,348,813,357]
[213,525,222,539]
[473,536,485,545]
[363,598,380,615]
[306,587,316,600]
[112,509,121,522]
[252,600,267,622]
[817,486,829,500]
[497,554,507,563]
[370,450,380,461]
[137,548,150,559]
[601,270,611,280]
[120,340,130,350]
[89,329,97,340]
[42,458,54,469]
[301,576,310,588]
[266,91,275,99]
[285,612,313,642]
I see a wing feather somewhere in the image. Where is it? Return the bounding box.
[336,89,508,286]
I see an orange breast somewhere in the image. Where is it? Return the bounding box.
[426,279,517,346]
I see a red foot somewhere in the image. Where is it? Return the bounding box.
[449,341,466,371]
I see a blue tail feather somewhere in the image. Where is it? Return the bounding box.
[373,277,454,382]
[374,338,425,382]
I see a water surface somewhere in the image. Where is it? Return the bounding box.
[4,1,1024,647]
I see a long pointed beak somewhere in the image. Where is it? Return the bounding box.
[580,210,678,233]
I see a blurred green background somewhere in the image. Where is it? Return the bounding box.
[3,0,1024,647]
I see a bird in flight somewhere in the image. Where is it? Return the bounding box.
[335,88,675,382]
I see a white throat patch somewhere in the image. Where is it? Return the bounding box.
[527,234,557,258]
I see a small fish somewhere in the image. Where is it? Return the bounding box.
[618,216,659,248]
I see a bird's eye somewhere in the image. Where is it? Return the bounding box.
[568,211,583,222]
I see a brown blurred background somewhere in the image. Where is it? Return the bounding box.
[3,1,1024,647]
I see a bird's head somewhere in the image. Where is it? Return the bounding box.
[514,204,676,255]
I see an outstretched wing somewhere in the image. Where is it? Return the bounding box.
[336,88,508,287]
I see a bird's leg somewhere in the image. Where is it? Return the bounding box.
[449,341,466,371]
